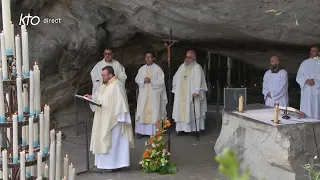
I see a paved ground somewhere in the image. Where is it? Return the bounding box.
[57,109,226,180]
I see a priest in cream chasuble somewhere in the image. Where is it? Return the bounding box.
[172,50,208,134]
[135,52,167,138]
[85,66,134,170]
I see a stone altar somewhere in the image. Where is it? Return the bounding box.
[214,104,320,180]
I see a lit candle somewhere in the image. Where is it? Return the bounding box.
[55,142,61,180]
[21,29,29,77]
[1,33,8,80]
[37,151,42,178]
[57,131,62,143]
[0,68,5,122]
[39,112,44,153]
[50,129,55,144]
[238,95,243,112]
[2,150,8,180]
[63,154,68,178]
[29,70,34,116]
[274,104,279,124]
[20,151,26,180]
[12,113,18,163]
[44,164,48,178]
[28,117,34,160]
[34,63,41,116]
[15,35,22,76]
[44,105,50,153]
[68,163,73,180]
[49,142,55,180]
[1,0,13,55]
[70,168,76,180]
[8,22,14,55]
[23,84,29,113]
[16,76,23,121]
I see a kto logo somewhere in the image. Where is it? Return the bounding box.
[19,13,61,25]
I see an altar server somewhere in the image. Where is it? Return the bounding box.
[135,52,167,138]
[172,50,208,135]
[90,47,127,111]
[262,56,289,107]
[85,66,134,171]
[296,44,320,119]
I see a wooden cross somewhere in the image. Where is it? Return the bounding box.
[163,39,177,66]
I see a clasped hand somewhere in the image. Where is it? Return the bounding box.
[84,94,92,99]
[192,93,199,97]
[144,77,151,83]
[305,79,315,86]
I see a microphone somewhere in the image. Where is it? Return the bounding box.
[75,80,99,96]
[282,88,295,119]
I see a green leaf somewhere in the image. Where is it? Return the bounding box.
[150,164,156,171]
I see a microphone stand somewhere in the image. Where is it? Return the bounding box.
[282,88,295,120]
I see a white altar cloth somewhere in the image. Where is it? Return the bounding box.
[233,108,320,126]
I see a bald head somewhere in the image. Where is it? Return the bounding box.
[270,56,280,70]
[185,50,196,65]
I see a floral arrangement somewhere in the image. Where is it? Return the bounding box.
[139,118,177,174]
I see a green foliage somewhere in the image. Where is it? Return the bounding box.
[302,162,320,180]
[215,148,250,180]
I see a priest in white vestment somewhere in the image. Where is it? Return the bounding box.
[90,48,127,111]
[172,50,208,135]
[85,66,134,170]
[296,45,320,119]
[262,56,289,107]
[135,52,167,138]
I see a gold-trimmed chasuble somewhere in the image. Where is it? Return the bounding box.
[143,67,153,123]
[179,66,191,121]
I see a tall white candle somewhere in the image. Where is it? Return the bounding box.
[22,126,27,146]
[57,131,62,143]
[37,151,42,178]
[23,84,29,113]
[8,22,14,56]
[0,69,5,122]
[28,117,34,160]
[55,142,61,180]
[11,23,15,57]
[17,76,23,121]
[44,105,50,153]
[21,30,29,77]
[39,112,44,153]
[49,142,56,180]
[34,122,39,148]
[29,70,34,116]
[50,129,55,144]
[70,168,76,180]
[12,113,18,163]
[44,164,49,178]
[34,64,41,116]
[68,163,73,180]
[15,35,22,76]
[63,154,68,178]
[2,150,8,180]
[6,128,10,146]
[1,0,13,55]
[1,33,8,80]
[20,151,26,180]
[26,154,30,178]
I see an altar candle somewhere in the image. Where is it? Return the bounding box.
[15,35,22,76]
[28,117,34,160]
[17,76,23,121]
[57,131,62,143]
[44,105,50,152]
[50,129,55,144]
[274,104,279,124]
[239,95,243,112]
[37,151,42,178]
[63,154,68,178]
[70,168,75,180]
[34,122,39,147]
[49,142,55,180]
[68,163,73,180]
[1,33,8,80]
[2,150,8,180]
[34,63,40,115]
[20,151,26,180]
[29,71,34,116]
[21,29,29,76]
[55,142,61,180]
[12,113,18,163]
[1,0,13,55]
[23,84,29,113]
[39,112,44,153]
[22,126,27,146]
[44,164,49,178]
[0,69,5,122]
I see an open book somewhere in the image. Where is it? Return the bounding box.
[278,106,306,117]
[75,94,102,107]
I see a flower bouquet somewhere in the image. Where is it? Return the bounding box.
[139,118,177,174]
